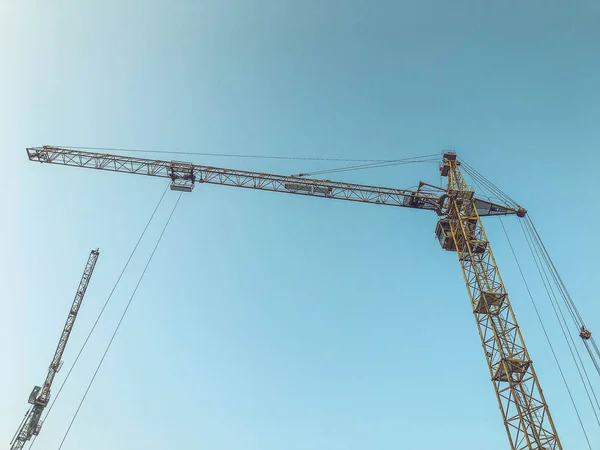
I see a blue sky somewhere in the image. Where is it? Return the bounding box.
[2,1,600,448]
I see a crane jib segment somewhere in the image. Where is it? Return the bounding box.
[10,249,100,450]
[27,146,518,217]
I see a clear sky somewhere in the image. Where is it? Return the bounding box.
[2,1,600,449]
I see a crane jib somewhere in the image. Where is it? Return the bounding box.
[26,147,519,217]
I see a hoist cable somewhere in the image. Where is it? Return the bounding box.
[524,218,581,328]
[499,218,593,447]
[526,217,586,326]
[523,221,580,347]
[56,191,183,450]
[27,185,170,450]
[524,217,600,380]
[519,219,600,422]
[55,145,397,163]
[592,338,600,364]
[587,338,600,369]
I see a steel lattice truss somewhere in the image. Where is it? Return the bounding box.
[10,250,99,450]
[446,160,561,450]
[27,147,516,217]
[25,146,563,449]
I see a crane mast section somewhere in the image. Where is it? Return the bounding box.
[37,249,99,406]
[442,155,561,450]
[27,147,517,217]
[10,249,99,450]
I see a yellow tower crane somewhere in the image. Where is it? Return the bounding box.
[26,146,561,450]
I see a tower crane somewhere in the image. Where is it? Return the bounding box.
[26,146,560,449]
[10,249,100,450]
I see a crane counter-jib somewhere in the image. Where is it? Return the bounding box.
[26,146,519,217]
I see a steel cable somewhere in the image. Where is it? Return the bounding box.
[55,145,399,163]
[459,160,519,208]
[525,217,600,376]
[499,218,593,447]
[526,217,586,326]
[519,219,600,423]
[294,154,440,177]
[56,145,441,179]
[55,191,183,449]
[27,185,170,450]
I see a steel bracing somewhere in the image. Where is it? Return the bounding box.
[27,146,516,217]
[25,146,562,449]
[444,154,561,450]
[10,249,99,450]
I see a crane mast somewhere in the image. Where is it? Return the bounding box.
[26,146,562,449]
[438,153,561,449]
[10,249,100,450]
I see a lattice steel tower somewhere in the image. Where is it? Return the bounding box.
[10,249,100,450]
[437,153,561,449]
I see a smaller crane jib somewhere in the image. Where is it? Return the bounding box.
[9,249,100,450]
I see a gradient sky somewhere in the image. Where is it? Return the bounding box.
[2,1,600,449]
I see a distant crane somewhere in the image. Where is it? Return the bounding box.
[10,249,100,450]
[26,146,561,449]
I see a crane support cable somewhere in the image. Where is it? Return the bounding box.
[459,164,502,206]
[461,159,518,206]
[56,145,442,180]
[57,191,183,449]
[54,145,398,163]
[523,216,600,377]
[459,159,519,209]
[27,185,171,450]
[293,154,440,178]
[519,219,600,423]
[499,218,593,447]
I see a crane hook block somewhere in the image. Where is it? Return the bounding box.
[580,327,592,340]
